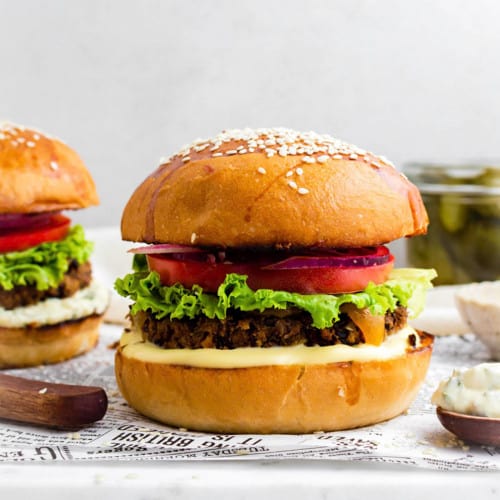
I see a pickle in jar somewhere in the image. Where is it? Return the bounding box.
[405,163,500,285]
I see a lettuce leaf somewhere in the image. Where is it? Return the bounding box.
[0,225,94,291]
[114,268,436,329]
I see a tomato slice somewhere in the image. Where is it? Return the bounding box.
[0,214,71,253]
[146,252,394,295]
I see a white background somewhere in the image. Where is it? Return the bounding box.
[1,0,500,262]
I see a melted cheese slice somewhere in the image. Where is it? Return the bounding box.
[120,325,419,369]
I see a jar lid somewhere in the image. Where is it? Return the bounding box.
[404,162,500,195]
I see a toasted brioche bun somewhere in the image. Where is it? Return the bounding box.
[0,123,99,213]
[122,128,428,248]
[115,330,433,434]
[0,315,103,369]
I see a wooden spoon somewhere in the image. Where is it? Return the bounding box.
[437,407,500,447]
[0,373,108,429]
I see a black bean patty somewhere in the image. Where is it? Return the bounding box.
[0,260,92,310]
[132,305,408,349]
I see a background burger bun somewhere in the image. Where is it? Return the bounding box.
[115,330,433,434]
[121,129,428,248]
[0,123,99,213]
[0,315,102,369]
[0,122,105,368]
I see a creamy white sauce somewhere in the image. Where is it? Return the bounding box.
[119,325,419,368]
[0,281,110,328]
[432,363,500,418]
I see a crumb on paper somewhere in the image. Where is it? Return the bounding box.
[422,448,437,456]
[94,473,105,485]
[124,473,139,480]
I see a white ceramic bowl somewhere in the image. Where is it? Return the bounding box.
[455,281,500,360]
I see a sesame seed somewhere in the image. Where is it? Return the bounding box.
[157,128,392,170]
[298,187,309,195]
[302,156,315,164]
[38,387,48,394]
[33,134,40,140]
[190,233,197,243]
[26,141,35,147]
[286,170,294,177]
[288,180,298,189]
[17,137,25,143]
[257,167,266,174]
[50,161,59,170]
[182,156,191,162]
[278,145,288,157]
[296,167,304,175]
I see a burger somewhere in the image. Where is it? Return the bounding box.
[115,128,436,433]
[0,122,109,368]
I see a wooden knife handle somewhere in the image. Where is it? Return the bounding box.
[0,373,108,429]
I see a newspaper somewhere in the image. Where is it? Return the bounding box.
[1,322,498,470]
[1,227,498,470]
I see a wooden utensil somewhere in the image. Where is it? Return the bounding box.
[0,373,107,429]
[437,407,500,447]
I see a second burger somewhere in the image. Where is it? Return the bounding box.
[0,122,109,368]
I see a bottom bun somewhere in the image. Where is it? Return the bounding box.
[0,315,103,369]
[115,330,433,433]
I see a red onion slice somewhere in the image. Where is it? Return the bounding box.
[128,244,205,255]
[131,244,392,269]
[0,212,60,231]
[262,247,391,270]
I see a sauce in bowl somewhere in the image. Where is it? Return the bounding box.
[432,363,500,418]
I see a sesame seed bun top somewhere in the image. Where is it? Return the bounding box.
[121,128,428,248]
[0,122,99,214]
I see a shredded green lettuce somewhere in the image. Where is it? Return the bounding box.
[114,268,436,329]
[0,225,94,291]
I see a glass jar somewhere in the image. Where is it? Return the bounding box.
[405,163,500,286]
